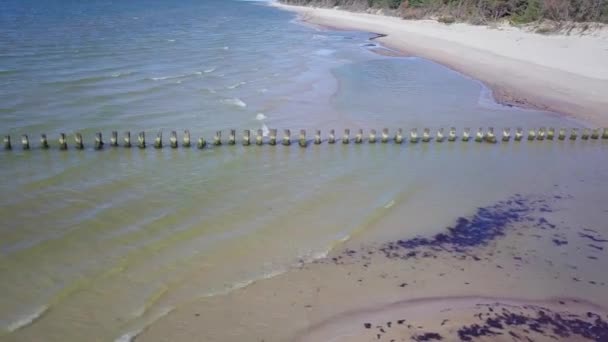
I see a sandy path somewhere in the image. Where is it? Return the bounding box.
[273,3,608,126]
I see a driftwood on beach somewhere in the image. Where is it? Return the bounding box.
[2,127,607,151]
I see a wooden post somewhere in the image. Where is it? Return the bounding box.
[537,127,546,141]
[395,128,403,144]
[485,127,496,143]
[514,128,523,141]
[214,131,222,146]
[381,128,389,143]
[124,131,132,148]
[502,128,511,142]
[256,129,264,145]
[570,128,578,140]
[94,132,104,150]
[154,131,162,148]
[228,129,236,145]
[198,136,207,149]
[40,134,49,149]
[328,129,336,144]
[422,128,431,143]
[448,127,457,142]
[21,134,29,150]
[75,133,84,150]
[581,128,590,140]
[462,128,471,142]
[59,133,68,150]
[299,129,307,147]
[111,131,118,147]
[547,128,555,140]
[183,130,191,147]
[591,128,600,139]
[558,128,566,140]
[170,131,178,148]
[410,128,419,143]
[282,129,291,146]
[3,135,11,150]
[243,129,251,146]
[138,131,146,149]
[602,128,608,139]
[475,128,483,142]
[436,128,445,142]
[342,129,350,144]
[369,129,377,143]
[269,129,277,145]
[527,129,536,141]
[314,130,322,145]
[355,129,363,144]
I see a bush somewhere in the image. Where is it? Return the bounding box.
[279,0,608,23]
[438,15,457,22]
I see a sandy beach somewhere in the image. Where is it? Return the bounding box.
[274,3,608,126]
[137,182,608,341]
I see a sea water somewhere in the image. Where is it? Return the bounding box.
[0,0,605,340]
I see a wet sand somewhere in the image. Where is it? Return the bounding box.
[137,183,608,341]
[273,3,608,126]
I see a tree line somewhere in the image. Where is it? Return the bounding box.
[279,0,608,24]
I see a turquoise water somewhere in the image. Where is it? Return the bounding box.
[0,0,604,341]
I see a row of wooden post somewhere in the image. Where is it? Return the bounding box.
[3,127,608,150]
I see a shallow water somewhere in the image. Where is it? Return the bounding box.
[0,0,605,340]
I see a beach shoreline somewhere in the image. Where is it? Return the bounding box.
[273,2,608,126]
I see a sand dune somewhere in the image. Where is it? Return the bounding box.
[274,3,608,126]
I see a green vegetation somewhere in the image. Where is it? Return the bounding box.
[279,0,608,24]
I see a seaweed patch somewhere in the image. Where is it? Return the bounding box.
[377,195,552,260]
[457,305,608,341]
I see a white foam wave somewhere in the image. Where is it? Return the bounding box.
[255,113,267,120]
[227,81,246,89]
[203,67,216,73]
[111,71,133,78]
[114,306,175,342]
[151,74,184,81]
[115,330,140,342]
[167,39,175,42]
[314,49,335,56]
[384,200,395,209]
[222,46,229,50]
[6,306,48,332]
[150,71,204,81]
[261,123,270,137]
[220,98,247,108]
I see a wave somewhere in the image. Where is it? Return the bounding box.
[150,70,205,81]
[150,74,186,81]
[114,306,174,342]
[314,49,335,56]
[256,113,267,120]
[220,98,247,108]
[5,306,48,332]
[227,81,246,89]
[203,67,216,73]
[111,71,134,78]
[261,123,269,136]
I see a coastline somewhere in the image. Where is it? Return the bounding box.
[137,188,608,341]
[273,2,608,126]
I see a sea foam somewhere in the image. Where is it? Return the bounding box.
[6,306,48,332]
[220,98,247,108]
[255,113,267,120]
